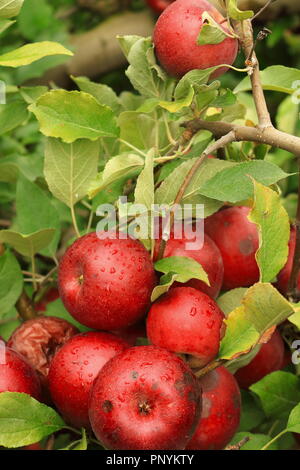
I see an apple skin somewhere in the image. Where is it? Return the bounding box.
[147,287,225,367]
[275,227,300,295]
[205,206,260,290]
[146,0,174,14]
[234,329,285,389]
[58,232,156,330]
[48,331,130,429]
[0,345,41,400]
[157,232,224,299]
[153,0,238,79]
[186,366,241,450]
[89,345,201,450]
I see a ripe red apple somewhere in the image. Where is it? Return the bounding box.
[186,366,241,450]
[0,344,41,400]
[234,329,285,389]
[89,345,201,450]
[147,287,225,367]
[48,331,130,428]
[205,206,260,290]
[275,227,300,295]
[158,232,224,299]
[7,316,78,387]
[58,232,156,330]
[153,0,238,78]
[146,0,174,14]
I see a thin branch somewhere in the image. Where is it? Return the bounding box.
[181,119,300,157]
[233,20,272,129]
[15,290,37,321]
[252,0,274,20]
[225,436,250,450]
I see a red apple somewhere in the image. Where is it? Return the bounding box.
[205,206,260,290]
[147,287,225,367]
[235,329,285,389]
[0,344,41,400]
[146,0,174,15]
[157,232,224,299]
[186,366,241,450]
[48,331,130,428]
[153,0,238,78]
[275,227,300,295]
[58,232,156,330]
[7,316,78,387]
[89,345,201,450]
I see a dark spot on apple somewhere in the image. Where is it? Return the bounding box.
[152,382,159,390]
[132,371,139,379]
[200,369,219,391]
[239,238,254,255]
[102,400,113,413]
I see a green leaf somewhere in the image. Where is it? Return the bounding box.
[0,41,73,67]
[199,161,289,203]
[0,160,19,183]
[44,137,100,207]
[72,76,120,114]
[286,403,300,433]
[0,101,28,136]
[0,229,55,257]
[155,256,209,284]
[198,12,229,45]
[251,372,300,420]
[0,0,24,19]
[118,111,169,151]
[29,90,118,143]
[243,283,295,333]
[276,95,300,135]
[118,36,165,98]
[217,288,248,316]
[0,18,15,34]
[134,150,154,210]
[155,157,232,205]
[234,66,300,95]
[61,428,88,450]
[151,272,178,302]
[15,175,61,257]
[19,86,48,104]
[219,306,259,360]
[238,390,265,432]
[248,180,290,283]
[0,250,23,316]
[219,283,295,361]
[229,432,278,450]
[227,0,254,20]
[88,153,144,199]
[0,392,65,448]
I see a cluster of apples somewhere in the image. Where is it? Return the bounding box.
[0,0,294,451]
[0,204,293,450]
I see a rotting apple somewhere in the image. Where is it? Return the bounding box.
[147,287,225,368]
[153,0,238,78]
[7,316,78,387]
[58,231,156,330]
[89,345,201,450]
